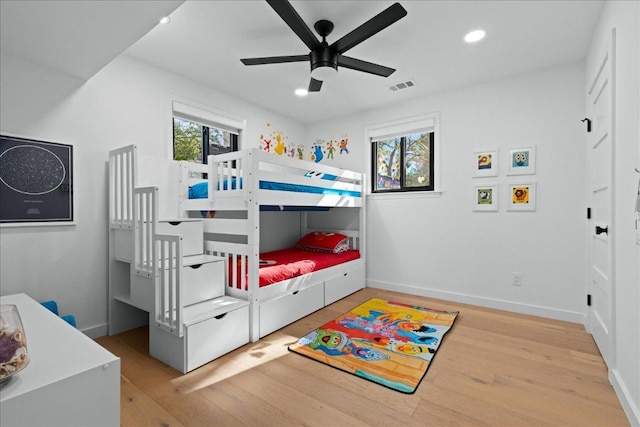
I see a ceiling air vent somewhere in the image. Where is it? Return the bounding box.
[388,79,416,92]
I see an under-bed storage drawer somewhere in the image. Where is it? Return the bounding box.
[186,303,249,372]
[259,282,324,338]
[324,264,365,305]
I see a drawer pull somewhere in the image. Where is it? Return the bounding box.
[214,313,227,320]
[189,264,203,269]
[292,291,299,295]
[168,221,182,226]
[344,273,348,276]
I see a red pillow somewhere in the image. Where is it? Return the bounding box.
[296,232,349,253]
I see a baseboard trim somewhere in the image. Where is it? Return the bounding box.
[610,369,640,426]
[81,322,109,339]
[366,280,586,324]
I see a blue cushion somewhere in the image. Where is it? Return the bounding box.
[40,300,59,315]
[40,300,76,328]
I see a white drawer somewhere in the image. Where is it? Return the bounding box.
[259,282,324,338]
[157,220,203,256]
[183,258,225,306]
[324,264,365,305]
[186,303,249,372]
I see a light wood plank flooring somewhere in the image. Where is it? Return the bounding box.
[95,288,629,426]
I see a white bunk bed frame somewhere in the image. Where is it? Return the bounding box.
[178,149,366,341]
[109,145,365,347]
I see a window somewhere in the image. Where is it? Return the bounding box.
[170,100,245,165]
[368,114,439,194]
[172,117,238,163]
[373,132,434,192]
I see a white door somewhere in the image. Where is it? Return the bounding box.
[586,29,616,367]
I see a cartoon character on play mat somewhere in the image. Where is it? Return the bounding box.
[299,329,388,361]
[368,336,437,361]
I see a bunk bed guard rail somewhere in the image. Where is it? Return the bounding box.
[109,145,137,229]
[154,234,184,338]
[133,186,158,278]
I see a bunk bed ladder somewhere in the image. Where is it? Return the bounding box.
[133,186,158,278]
[154,234,184,338]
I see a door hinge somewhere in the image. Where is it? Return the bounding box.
[587,294,592,306]
[587,207,591,219]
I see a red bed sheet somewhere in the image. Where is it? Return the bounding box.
[230,247,361,288]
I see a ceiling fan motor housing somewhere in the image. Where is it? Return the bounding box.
[310,48,338,73]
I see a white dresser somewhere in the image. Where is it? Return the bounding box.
[0,293,120,427]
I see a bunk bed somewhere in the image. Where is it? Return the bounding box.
[179,149,366,341]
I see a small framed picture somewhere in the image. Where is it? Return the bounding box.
[473,150,498,177]
[507,183,536,211]
[473,184,498,211]
[507,146,536,175]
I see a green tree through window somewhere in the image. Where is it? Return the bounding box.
[173,117,237,164]
[373,132,434,192]
[173,118,202,162]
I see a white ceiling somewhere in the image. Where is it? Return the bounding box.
[1,0,603,125]
[0,0,184,80]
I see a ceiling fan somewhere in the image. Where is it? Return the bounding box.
[240,0,407,92]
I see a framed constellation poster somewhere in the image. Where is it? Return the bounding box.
[473,150,498,177]
[0,134,74,226]
[507,146,536,175]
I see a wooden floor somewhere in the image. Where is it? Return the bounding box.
[95,288,630,427]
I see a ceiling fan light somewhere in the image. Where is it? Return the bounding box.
[464,29,486,43]
[311,65,338,82]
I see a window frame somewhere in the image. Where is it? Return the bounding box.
[169,99,245,163]
[366,113,441,197]
[371,132,435,193]
[172,117,239,163]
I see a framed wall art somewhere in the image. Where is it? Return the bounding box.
[473,150,498,177]
[0,134,74,226]
[507,146,536,175]
[507,182,536,211]
[473,184,498,211]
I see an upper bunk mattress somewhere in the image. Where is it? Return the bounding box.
[189,180,361,199]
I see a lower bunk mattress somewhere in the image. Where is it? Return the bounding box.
[230,247,361,288]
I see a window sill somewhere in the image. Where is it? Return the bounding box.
[367,191,443,201]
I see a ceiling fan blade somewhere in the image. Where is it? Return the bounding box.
[331,2,407,54]
[241,55,309,66]
[308,77,323,92]
[338,55,396,77]
[267,0,322,51]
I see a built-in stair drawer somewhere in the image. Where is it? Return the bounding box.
[157,219,203,256]
[259,282,324,338]
[186,302,249,372]
[182,255,225,306]
[324,264,365,305]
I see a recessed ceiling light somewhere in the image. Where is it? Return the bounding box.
[295,88,308,97]
[159,16,171,25]
[464,29,485,43]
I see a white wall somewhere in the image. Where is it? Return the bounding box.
[587,1,640,424]
[307,62,588,322]
[0,53,305,337]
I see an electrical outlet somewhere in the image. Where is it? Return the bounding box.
[512,272,522,286]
